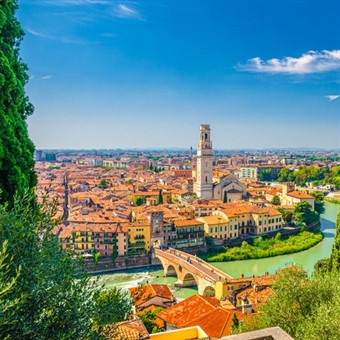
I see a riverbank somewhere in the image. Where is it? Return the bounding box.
[325,198,340,204]
[201,230,324,262]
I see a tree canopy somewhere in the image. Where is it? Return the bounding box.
[293,201,319,225]
[310,191,325,215]
[278,166,340,189]
[236,266,340,339]
[330,212,340,271]
[0,194,131,338]
[0,0,36,206]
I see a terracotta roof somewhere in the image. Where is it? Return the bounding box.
[236,286,273,311]
[157,295,220,329]
[287,191,315,199]
[187,308,244,338]
[157,294,244,338]
[129,284,174,307]
[198,215,228,225]
[102,318,149,339]
[175,219,204,227]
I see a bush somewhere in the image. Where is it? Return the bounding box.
[206,230,323,262]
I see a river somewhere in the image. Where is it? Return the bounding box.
[97,202,339,299]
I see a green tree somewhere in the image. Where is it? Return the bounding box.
[98,179,108,189]
[135,196,144,206]
[272,195,281,205]
[231,313,239,334]
[0,0,37,206]
[293,201,319,225]
[93,287,132,328]
[258,169,274,182]
[277,168,295,183]
[223,191,227,203]
[330,212,340,271]
[139,307,163,333]
[314,258,331,274]
[0,240,22,337]
[0,194,100,339]
[157,189,163,205]
[310,191,325,215]
[237,267,340,339]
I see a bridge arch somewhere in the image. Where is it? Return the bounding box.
[182,272,197,287]
[202,285,216,297]
[166,264,177,277]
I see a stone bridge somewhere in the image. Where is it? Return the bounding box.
[154,248,233,298]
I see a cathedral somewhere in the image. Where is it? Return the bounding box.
[194,124,246,201]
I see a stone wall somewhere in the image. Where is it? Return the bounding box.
[85,254,151,273]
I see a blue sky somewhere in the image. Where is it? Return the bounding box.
[18,0,340,149]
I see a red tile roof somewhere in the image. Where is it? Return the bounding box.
[129,284,174,307]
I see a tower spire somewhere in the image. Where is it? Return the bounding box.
[196,124,213,199]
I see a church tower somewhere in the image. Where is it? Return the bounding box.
[196,124,213,199]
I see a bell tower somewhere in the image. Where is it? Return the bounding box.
[196,124,213,199]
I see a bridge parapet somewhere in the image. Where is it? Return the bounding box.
[154,248,233,285]
[167,248,233,281]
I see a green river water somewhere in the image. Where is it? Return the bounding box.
[98,202,339,299]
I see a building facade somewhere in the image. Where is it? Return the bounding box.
[196,124,213,199]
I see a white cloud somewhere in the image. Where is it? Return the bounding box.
[25,27,87,44]
[114,4,143,20]
[238,50,340,74]
[325,95,340,101]
[41,75,53,80]
[26,27,50,39]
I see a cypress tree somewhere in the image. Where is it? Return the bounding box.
[223,191,227,203]
[157,189,163,205]
[0,0,36,206]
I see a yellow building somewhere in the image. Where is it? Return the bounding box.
[127,222,151,254]
[213,202,283,236]
[174,220,205,248]
[197,215,231,239]
[58,223,128,257]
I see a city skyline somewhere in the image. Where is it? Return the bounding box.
[19,0,340,149]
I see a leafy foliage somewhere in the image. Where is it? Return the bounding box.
[272,195,281,205]
[293,201,319,225]
[278,165,340,189]
[204,231,323,262]
[157,189,163,205]
[310,191,325,215]
[0,0,37,206]
[278,207,293,225]
[236,267,340,340]
[97,179,108,189]
[330,212,340,271]
[135,196,145,206]
[93,287,132,329]
[258,169,277,182]
[139,307,163,334]
[0,240,22,338]
[0,194,100,338]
